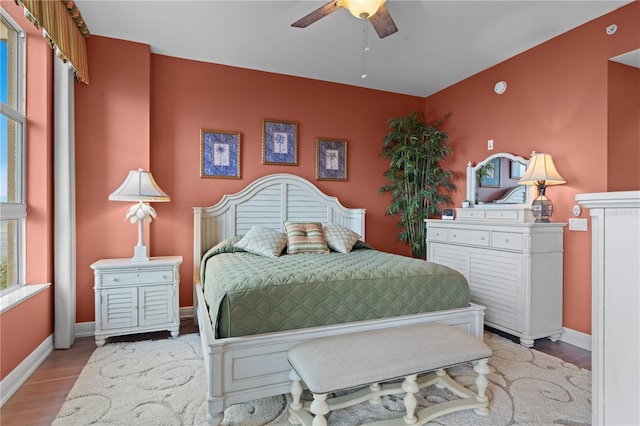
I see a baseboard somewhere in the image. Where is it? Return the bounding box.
[75,321,95,338]
[1,334,53,407]
[560,327,592,351]
[75,307,195,338]
[179,306,194,319]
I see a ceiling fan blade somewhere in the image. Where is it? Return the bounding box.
[291,1,343,28]
[368,4,398,38]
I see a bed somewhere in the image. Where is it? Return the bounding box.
[193,173,485,425]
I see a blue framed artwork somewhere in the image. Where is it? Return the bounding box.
[480,157,501,187]
[316,138,347,181]
[200,129,241,179]
[262,119,298,165]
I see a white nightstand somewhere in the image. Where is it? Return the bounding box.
[91,256,182,347]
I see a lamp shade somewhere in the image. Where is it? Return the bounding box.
[518,152,566,186]
[342,0,385,18]
[109,169,170,202]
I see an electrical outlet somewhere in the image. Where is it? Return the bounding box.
[487,139,494,150]
[569,218,588,231]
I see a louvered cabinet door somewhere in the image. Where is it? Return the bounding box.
[138,284,175,327]
[468,248,522,333]
[91,256,182,347]
[101,287,138,330]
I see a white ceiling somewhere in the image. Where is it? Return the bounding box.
[74,0,632,97]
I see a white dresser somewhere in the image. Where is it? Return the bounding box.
[426,219,565,346]
[576,191,640,426]
[91,256,182,346]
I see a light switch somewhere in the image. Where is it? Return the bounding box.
[569,218,588,231]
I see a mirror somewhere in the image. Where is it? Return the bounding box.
[465,152,535,208]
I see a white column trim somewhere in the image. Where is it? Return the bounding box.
[53,58,76,349]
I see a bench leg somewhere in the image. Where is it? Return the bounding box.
[402,374,419,424]
[310,393,330,426]
[473,358,490,416]
[369,383,382,405]
[434,368,446,389]
[288,370,304,424]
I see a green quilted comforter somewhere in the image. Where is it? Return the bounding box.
[201,237,470,338]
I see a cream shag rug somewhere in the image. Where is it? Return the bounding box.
[53,332,591,425]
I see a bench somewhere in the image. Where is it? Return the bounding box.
[287,323,492,426]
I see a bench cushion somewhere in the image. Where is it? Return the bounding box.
[288,323,492,394]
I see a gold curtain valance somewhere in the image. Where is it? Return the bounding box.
[15,0,90,84]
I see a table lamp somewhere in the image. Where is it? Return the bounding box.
[518,152,565,222]
[108,169,170,261]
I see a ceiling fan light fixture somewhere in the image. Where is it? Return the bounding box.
[342,0,386,19]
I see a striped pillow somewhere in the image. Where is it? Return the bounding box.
[284,221,330,254]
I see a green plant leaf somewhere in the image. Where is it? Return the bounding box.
[380,111,456,258]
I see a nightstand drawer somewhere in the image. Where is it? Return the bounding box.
[100,269,174,286]
[491,232,523,250]
[448,229,490,247]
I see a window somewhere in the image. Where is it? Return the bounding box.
[1,11,26,294]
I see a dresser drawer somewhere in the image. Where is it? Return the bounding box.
[100,268,175,287]
[427,227,448,242]
[456,209,486,220]
[448,228,490,247]
[486,210,520,221]
[491,231,523,251]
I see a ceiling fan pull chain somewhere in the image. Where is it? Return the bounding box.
[362,18,369,79]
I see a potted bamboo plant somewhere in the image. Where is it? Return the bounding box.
[379,111,455,259]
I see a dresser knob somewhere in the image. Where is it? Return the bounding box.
[505,239,509,243]
[480,236,485,240]
[452,234,457,238]
[110,278,118,282]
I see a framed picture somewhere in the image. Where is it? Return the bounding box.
[200,129,241,179]
[262,119,298,165]
[316,138,347,181]
[480,157,501,187]
[510,160,527,179]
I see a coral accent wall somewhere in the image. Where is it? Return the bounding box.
[72,2,638,333]
[74,36,152,323]
[74,42,424,321]
[423,2,639,334]
[608,61,640,191]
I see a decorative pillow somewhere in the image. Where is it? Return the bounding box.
[323,222,361,253]
[284,221,330,254]
[233,225,287,258]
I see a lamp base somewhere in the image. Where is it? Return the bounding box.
[531,194,553,223]
[131,245,150,262]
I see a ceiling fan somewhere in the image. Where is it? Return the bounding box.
[291,0,398,39]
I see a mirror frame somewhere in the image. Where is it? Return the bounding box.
[465,152,536,209]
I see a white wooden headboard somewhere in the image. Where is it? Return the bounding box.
[193,173,366,276]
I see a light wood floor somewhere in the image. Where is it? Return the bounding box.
[1,320,590,425]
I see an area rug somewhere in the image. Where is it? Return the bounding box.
[53,332,591,425]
